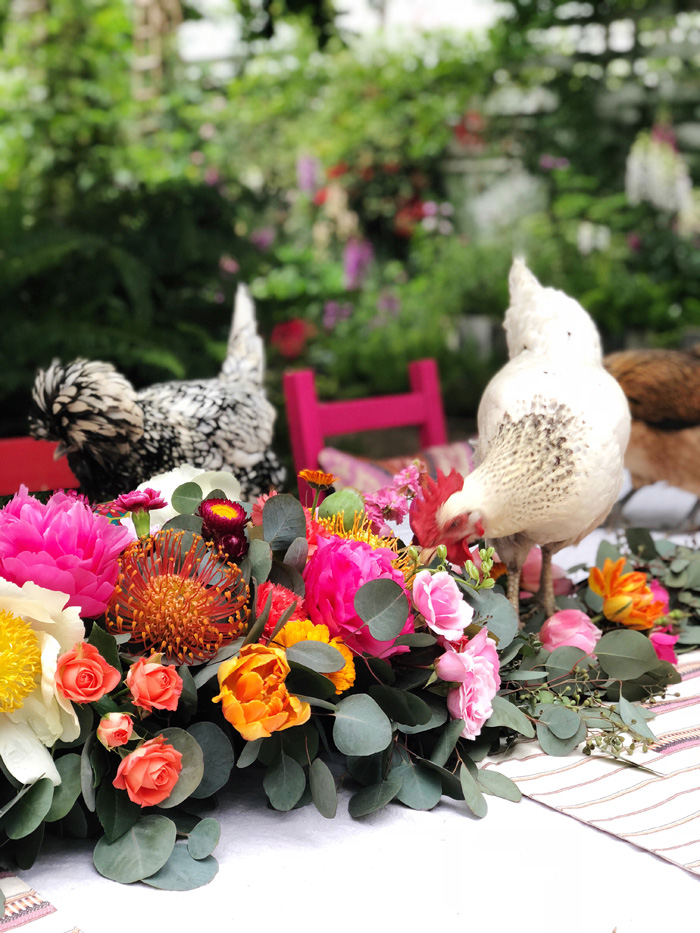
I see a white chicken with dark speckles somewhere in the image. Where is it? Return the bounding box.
[437,259,631,616]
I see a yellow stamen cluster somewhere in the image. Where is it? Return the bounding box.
[210,503,241,520]
[0,610,42,713]
[317,510,415,582]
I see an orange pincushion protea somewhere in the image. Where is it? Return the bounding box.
[105,530,250,663]
[588,557,665,631]
[274,619,356,695]
[213,643,310,741]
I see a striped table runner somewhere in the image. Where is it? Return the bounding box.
[0,869,79,932]
[486,649,700,874]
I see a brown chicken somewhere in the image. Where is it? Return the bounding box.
[604,346,700,524]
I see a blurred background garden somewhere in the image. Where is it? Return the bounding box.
[3,0,700,468]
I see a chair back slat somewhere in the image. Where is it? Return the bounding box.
[0,438,79,496]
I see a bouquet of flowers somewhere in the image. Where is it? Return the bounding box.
[0,464,690,890]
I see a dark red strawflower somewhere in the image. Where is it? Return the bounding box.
[198,498,249,562]
[409,469,473,564]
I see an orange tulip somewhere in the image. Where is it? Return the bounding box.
[588,558,665,631]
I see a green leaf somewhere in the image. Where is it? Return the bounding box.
[625,528,658,561]
[12,824,45,870]
[143,846,219,890]
[394,632,437,647]
[596,630,660,680]
[286,640,346,673]
[80,731,99,812]
[537,706,581,740]
[393,761,443,811]
[617,696,657,741]
[397,695,448,735]
[268,561,305,596]
[354,578,410,642]
[263,754,306,811]
[459,586,518,649]
[596,540,622,568]
[476,768,522,802]
[178,663,198,717]
[5,779,54,839]
[95,781,141,844]
[368,685,432,726]
[157,728,205,808]
[247,538,272,585]
[236,738,263,769]
[45,755,82,822]
[188,723,235,798]
[348,774,403,818]
[333,694,393,756]
[537,720,587,756]
[263,494,307,551]
[192,638,244,687]
[242,588,271,647]
[318,489,364,526]
[162,514,203,535]
[87,624,122,674]
[171,482,203,515]
[429,718,466,767]
[419,758,464,799]
[94,814,177,883]
[486,695,535,738]
[187,818,221,859]
[309,758,338,819]
[283,536,309,572]
[459,763,487,818]
[287,661,337,700]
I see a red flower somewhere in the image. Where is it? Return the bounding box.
[409,470,473,565]
[257,582,306,638]
[313,188,328,206]
[327,161,349,178]
[270,320,315,359]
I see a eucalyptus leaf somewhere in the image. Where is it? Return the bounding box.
[429,718,466,767]
[188,722,235,798]
[394,632,437,647]
[287,661,337,700]
[393,761,443,811]
[476,768,522,802]
[95,781,141,844]
[283,536,309,573]
[625,528,658,561]
[596,540,622,568]
[12,824,44,870]
[354,578,410,642]
[333,694,393,756]
[178,663,198,717]
[461,587,518,649]
[263,494,307,551]
[419,759,464,799]
[348,774,403,818]
[617,696,657,741]
[87,624,122,674]
[246,538,272,586]
[45,755,82,822]
[94,814,176,883]
[397,695,448,735]
[267,561,305,597]
[236,738,263,769]
[537,705,581,740]
[162,514,203,534]
[596,630,659,680]
[309,758,338,819]
[286,641,346,673]
[368,685,432,726]
[171,482,203,515]
[80,731,98,812]
[263,754,306,811]
[157,728,205,808]
[536,720,587,756]
[459,763,487,818]
[5,779,53,839]
[187,818,221,860]
[486,695,535,738]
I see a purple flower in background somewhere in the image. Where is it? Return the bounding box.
[651,123,677,150]
[343,238,374,290]
[627,232,642,253]
[250,228,276,252]
[323,301,353,330]
[219,255,240,276]
[377,292,400,316]
[205,167,220,186]
[422,201,439,217]
[297,154,321,194]
[539,154,570,172]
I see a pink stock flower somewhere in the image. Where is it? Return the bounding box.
[251,491,277,527]
[435,628,500,740]
[540,610,601,654]
[520,547,573,599]
[115,488,167,513]
[302,535,414,658]
[650,627,679,665]
[393,464,421,497]
[364,485,410,533]
[648,580,670,616]
[0,486,132,617]
[412,570,473,641]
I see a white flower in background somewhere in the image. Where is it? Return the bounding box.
[679,189,700,238]
[0,579,84,786]
[577,221,611,255]
[137,464,243,525]
[625,130,693,214]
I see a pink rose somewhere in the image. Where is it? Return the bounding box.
[520,547,573,598]
[97,712,134,748]
[412,570,473,641]
[650,627,678,665]
[648,580,670,616]
[435,628,500,740]
[540,610,602,654]
[126,657,183,713]
[55,642,121,703]
[113,735,182,807]
[302,535,414,658]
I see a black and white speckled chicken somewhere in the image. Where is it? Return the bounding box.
[29,286,286,502]
[434,259,631,616]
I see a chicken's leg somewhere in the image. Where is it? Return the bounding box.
[535,545,557,618]
[506,564,521,612]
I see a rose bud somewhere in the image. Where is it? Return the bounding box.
[97,712,134,748]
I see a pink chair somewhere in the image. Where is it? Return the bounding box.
[0,437,79,496]
[283,358,448,502]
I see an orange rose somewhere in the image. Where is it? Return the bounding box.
[113,734,182,807]
[126,656,183,713]
[213,643,310,741]
[55,642,121,703]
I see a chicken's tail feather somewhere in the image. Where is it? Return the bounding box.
[220,284,265,383]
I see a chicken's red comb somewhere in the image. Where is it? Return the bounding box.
[409,469,465,547]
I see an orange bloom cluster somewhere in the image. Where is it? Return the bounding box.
[213,644,310,741]
[274,619,356,695]
[588,557,666,631]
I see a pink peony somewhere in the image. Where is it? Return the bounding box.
[540,610,601,654]
[435,628,500,740]
[649,580,670,616]
[412,570,473,641]
[650,627,678,665]
[0,487,132,617]
[302,535,414,658]
[520,547,573,598]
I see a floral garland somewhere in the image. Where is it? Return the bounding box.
[0,466,689,890]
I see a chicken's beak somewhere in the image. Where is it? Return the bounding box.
[417,545,438,565]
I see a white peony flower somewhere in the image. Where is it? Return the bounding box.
[0,579,84,785]
[137,464,243,525]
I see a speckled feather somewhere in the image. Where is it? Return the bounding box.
[29,285,285,501]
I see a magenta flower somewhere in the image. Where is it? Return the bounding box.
[302,535,414,658]
[115,488,167,513]
[297,154,321,194]
[364,485,410,533]
[197,498,249,562]
[343,238,374,290]
[0,487,132,618]
[650,627,679,665]
[648,580,670,616]
[250,228,276,252]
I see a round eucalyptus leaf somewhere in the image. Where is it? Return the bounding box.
[247,538,272,585]
[93,815,176,883]
[143,845,219,890]
[368,685,432,726]
[486,695,535,738]
[393,762,443,811]
[162,514,203,535]
[309,758,338,819]
[354,579,409,642]
[348,774,403,818]
[262,494,307,551]
[286,640,346,673]
[171,482,203,515]
[5,779,54,839]
[397,696,448,735]
[45,755,82,822]
[187,818,221,860]
[157,728,205,809]
[333,694,393,756]
[537,705,581,740]
[187,722,235,799]
[263,753,306,811]
[536,719,587,757]
[596,630,659,680]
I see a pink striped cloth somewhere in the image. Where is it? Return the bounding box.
[0,869,79,932]
[485,650,700,874]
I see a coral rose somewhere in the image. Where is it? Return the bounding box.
[55,642,121,703]
[126,656,183,713]
[435,628,501,740]
[412,570,473,642]
[302,535,414,658]
[540,610,601,654]
[97,712,134,748]
[213,643,310,741]
[113,734,182,807]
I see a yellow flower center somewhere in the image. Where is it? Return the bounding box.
[211,503,240,519]
[0,610,42,713]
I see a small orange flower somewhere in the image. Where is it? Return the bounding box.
[298,469,337,491]
[588,558,665,631]
[213,644,310,741]
[274,619,356,695]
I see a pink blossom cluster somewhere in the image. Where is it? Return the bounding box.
[364,463,422,534]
